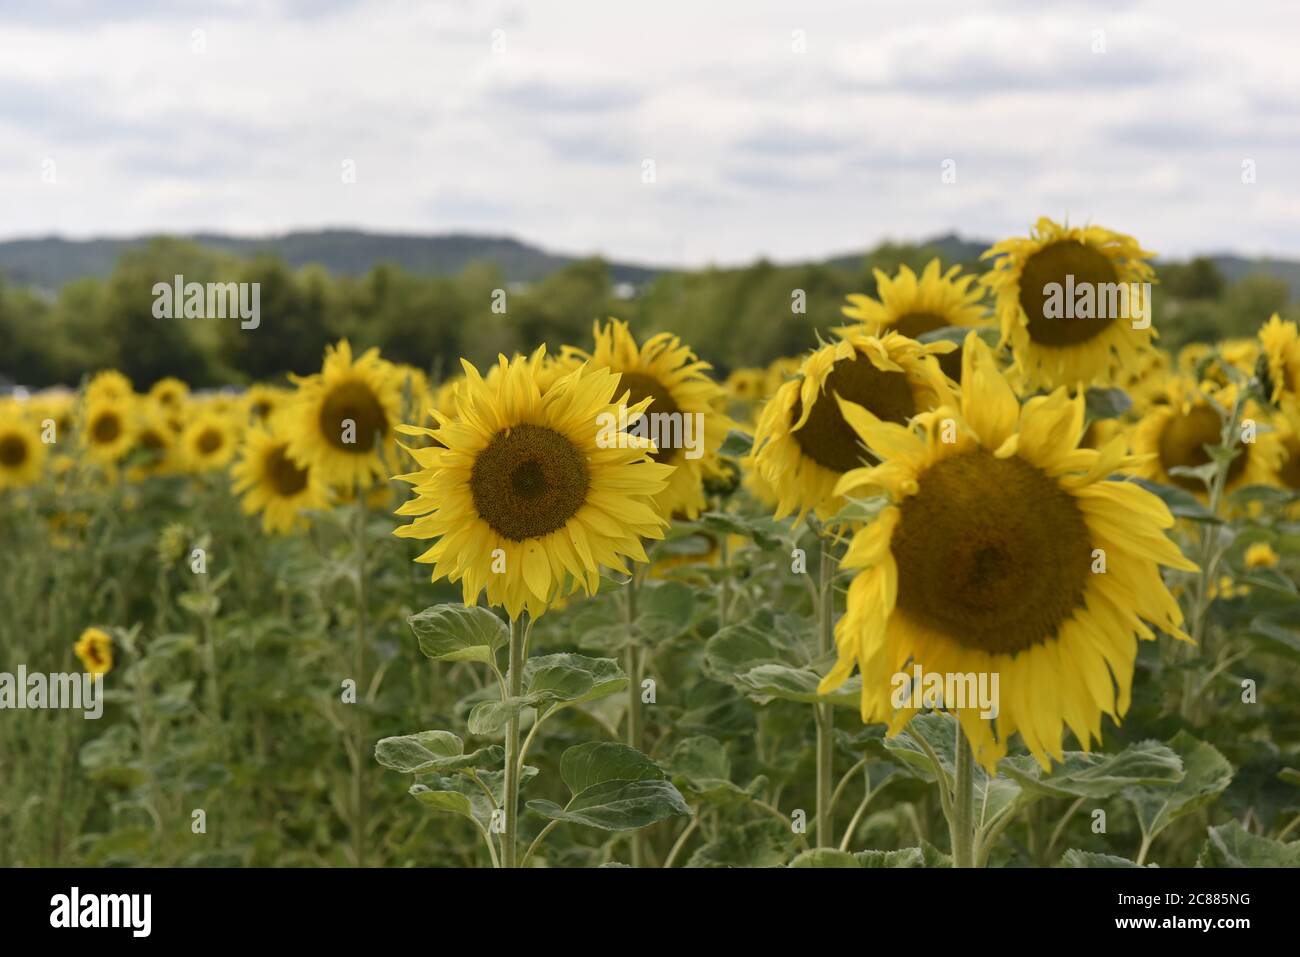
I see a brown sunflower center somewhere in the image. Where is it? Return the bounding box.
[91,411,122,444]
[320,381,388,453]
[0,435,28,467]
[790,353,916,473]
[265,445,309,497]
[890,312,964,382]
[617,371,682,464]
[1018,240,1120,347]
[891,450,1093,655]
[196,428,223,455]
[470,424,590,541]
[1158,404,1246,492]
[85,642,103,666]
[140,429,167,452]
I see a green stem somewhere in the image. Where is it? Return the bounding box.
[351,495,369,868]
[815,536,835,848]
[502,613,526,868]
[624,572,646,866]
[718,534,731,631]
[950,723,976,868]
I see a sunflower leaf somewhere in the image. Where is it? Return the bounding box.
[523,653,628,707]
[1197,820,1300,867]
[1124,732,1233,843]
[1001,741,1185,800]
[1060,849,1146,868]
[375,730,503,773]
[526,778,690,831]
[408,604,507,664]
[717,429,753,457]
[558,742,665,795]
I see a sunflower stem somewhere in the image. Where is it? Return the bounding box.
[815,535,836,848]
[624,571,645,866]
[950,723,977,868]
[503,613,526,868]
[351,493,369,868]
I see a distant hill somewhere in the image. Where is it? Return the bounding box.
[0,230,662,290]
[1,229,1298,299]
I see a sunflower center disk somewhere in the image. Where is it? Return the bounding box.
[92,413,122,444]
[791,354,916,473]
[1159,403,1246,492]
[1279,436,1300,490]
[471,424,591,541]
[197,428,223,455]
[1018,240,1120,347]
[320,380,388,453]
[266,445,310,496]
[893,311,964,380]
[0,435,28,466]
[891,450,1093,655]
[617,372,682,464]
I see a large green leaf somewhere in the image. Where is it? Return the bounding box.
[559,742,664,794]
[855,842,951,868]
[704,610,859,707]
[1001,741,1184,799]
[636,580,697,642]
[1125,732,1233,843]
[1198,820,1300,867]
[408,605,507,664]
[522,653,628,708]
[527,779,690,831]
[789,849,861,868]
[374,730,502,773]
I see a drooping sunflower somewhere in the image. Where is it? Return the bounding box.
[750,332,953,521]
[81,395,136,466]
[560,319,731,521]
[0,411,46,489]
[982,217,1157,390]
[837,258,989,381]
[820,333,1198,771]
[1129,379,1281,499]
[285,340,404,491]
[232,425,330,534]
[1259,314,1300,428]
[180,410,240,472]
[393,348,674,619]
[74,627,113,679]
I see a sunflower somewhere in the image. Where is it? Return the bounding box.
[560,319,731,521]
[148,377,189,410]
[126,406,180,480]
[393,348,674,619]
[85,369,134,404]
[244,384,291,425]
[74,627,113,679]
[0,412,46,489]
[1259,314,1300,428]
[820,333,1197,771]
[28,390,76,443]
[232,425,330,534]
[180,411,240,472]
[750,332,952,521]
[81,395,136,465]
[285,340,404,491]
[837,259,989,381]
[1129,380,1281,498]
[982,217,1157,390]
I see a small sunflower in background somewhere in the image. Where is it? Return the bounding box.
[1259,314,1300,427]
[148,377,190,411]
[28,390,76,442]
[1244,542,1279,570]
[242,384,291,425]
[1129,380,1281,499]
[74,627,113,679]
[750,332,952,521]
[821,332,1197,771]
[232,425,330,534]
[982,217,1157,390]
[81,395,136,466]
[837,258,989,381]
[561,319,732,521]
[126,407,181,480]
[180,411,240,472]
[285,340,404,492]
[393,348,673,619]
[0,410,46,490]
[85,369,134,404]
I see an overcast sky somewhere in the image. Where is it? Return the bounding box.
[2,0,1298,267]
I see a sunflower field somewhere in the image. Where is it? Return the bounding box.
[3,217,1300,871]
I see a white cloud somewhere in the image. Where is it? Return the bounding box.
[0,0,1297,264]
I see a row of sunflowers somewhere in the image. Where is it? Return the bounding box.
[3,216,1299,867]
